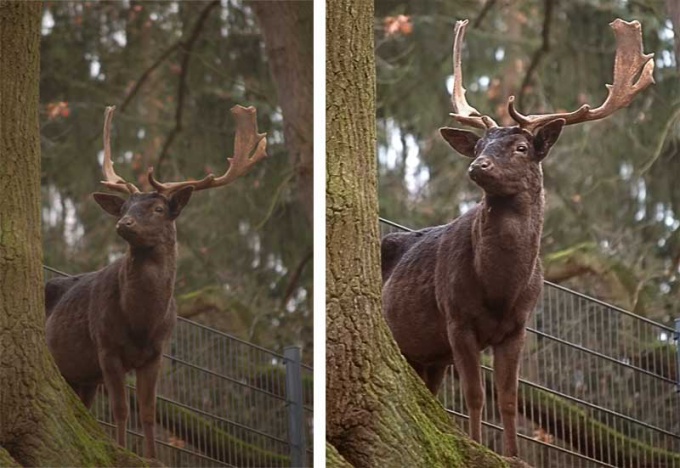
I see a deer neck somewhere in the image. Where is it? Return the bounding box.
[119,240,177,328]
[471,187,544,306]
[481,186,544,224]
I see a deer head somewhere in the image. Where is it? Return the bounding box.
[441,123,565,196]
[93,190,193,248]
[440,19,654,195]
[93,105,267,246]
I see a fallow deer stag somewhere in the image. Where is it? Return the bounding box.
[381,19,653,457]
[45,105,267,459]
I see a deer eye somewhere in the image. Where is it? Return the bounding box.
[154,206,164,213]
[516,144,528,153]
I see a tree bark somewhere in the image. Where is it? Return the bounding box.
[666,0,680,72]
[0,2,142,465]
[251,1,314,225]
[326,1,512,466]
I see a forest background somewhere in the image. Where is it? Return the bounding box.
[375,0,679,329]
[39,0,313,362]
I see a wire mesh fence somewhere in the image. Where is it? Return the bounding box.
[380,218,680,468]
[44,266,313,467]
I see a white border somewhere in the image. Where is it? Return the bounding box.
[312,0,326,467]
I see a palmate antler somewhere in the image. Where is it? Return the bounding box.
[450,18,655,132]
[100,105,267,197]
[508,19,654,132]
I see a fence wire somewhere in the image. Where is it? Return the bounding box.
[381,218,680,468]
[44,267,313,467]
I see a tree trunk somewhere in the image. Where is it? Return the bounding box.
[325,1,512,466]
[666,0,680,72]
[251,1,314,225]
[0,3,142,465]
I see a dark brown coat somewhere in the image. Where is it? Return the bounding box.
[45,188,193,459]
[382,122,564,457]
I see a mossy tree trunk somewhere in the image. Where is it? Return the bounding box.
[0,2,142,466]
[325,1,511,466]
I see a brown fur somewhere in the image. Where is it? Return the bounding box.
[45,188,193,459]
[382,121,564,456]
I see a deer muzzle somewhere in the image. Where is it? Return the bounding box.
[468,157,494,179]
[116,217,138,239]
[117,216,135,229]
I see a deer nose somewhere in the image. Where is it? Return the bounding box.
[117,216,135,229]
[469,157,493,173]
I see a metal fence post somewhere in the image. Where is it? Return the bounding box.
[675,318,680,393]
[285,346,306,467]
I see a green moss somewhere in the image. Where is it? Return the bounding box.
[0,447,21,467]
[545,242,597,262]
[244,363,313,402]
[326,442,353,468]
[523,385,680,465]
[372,365,509,468]
[155,398,290,466]
[440,370,677,466]
[36,376,147,467]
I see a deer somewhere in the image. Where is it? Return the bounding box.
[44,104,267,459]
[381,19,653,458]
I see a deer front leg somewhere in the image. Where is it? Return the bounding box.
[99,352,128,449]
[492,330,526,457]
[448,324,484,443]
[136,354,162,459]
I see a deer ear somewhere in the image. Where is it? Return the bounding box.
[533,118,565,161]
[93,193,126,217]
[439,128,479,158]
[168,186,194,219]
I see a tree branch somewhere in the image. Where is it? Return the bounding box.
[155,0,219,179]
[664,0,680,71]
[518,0,554,109]
[281,250,313,309]
[119,42,181,113]
[638,104,680,175]
[472,0,497,29]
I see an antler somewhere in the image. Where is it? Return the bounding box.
[450,20,498,130]
[101,106,140,194]
[508,19,655,132]
[148,105,268,196]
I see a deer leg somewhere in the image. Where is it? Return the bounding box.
[76,384,99,409]
[406,359,446,394]
[448,326,484,443]
[492,331,526,457]
[423,365,447,395]
[99,353,128,449]
[136,354,162,459]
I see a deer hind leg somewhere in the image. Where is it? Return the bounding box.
[136,354,162,459]
[99,352,128,449]
[423,365,447,395]
[492,330,526,458]
[406,358,426,381]
[405,359,446,396]
[76,384,99,409]
[448,325,484,443]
